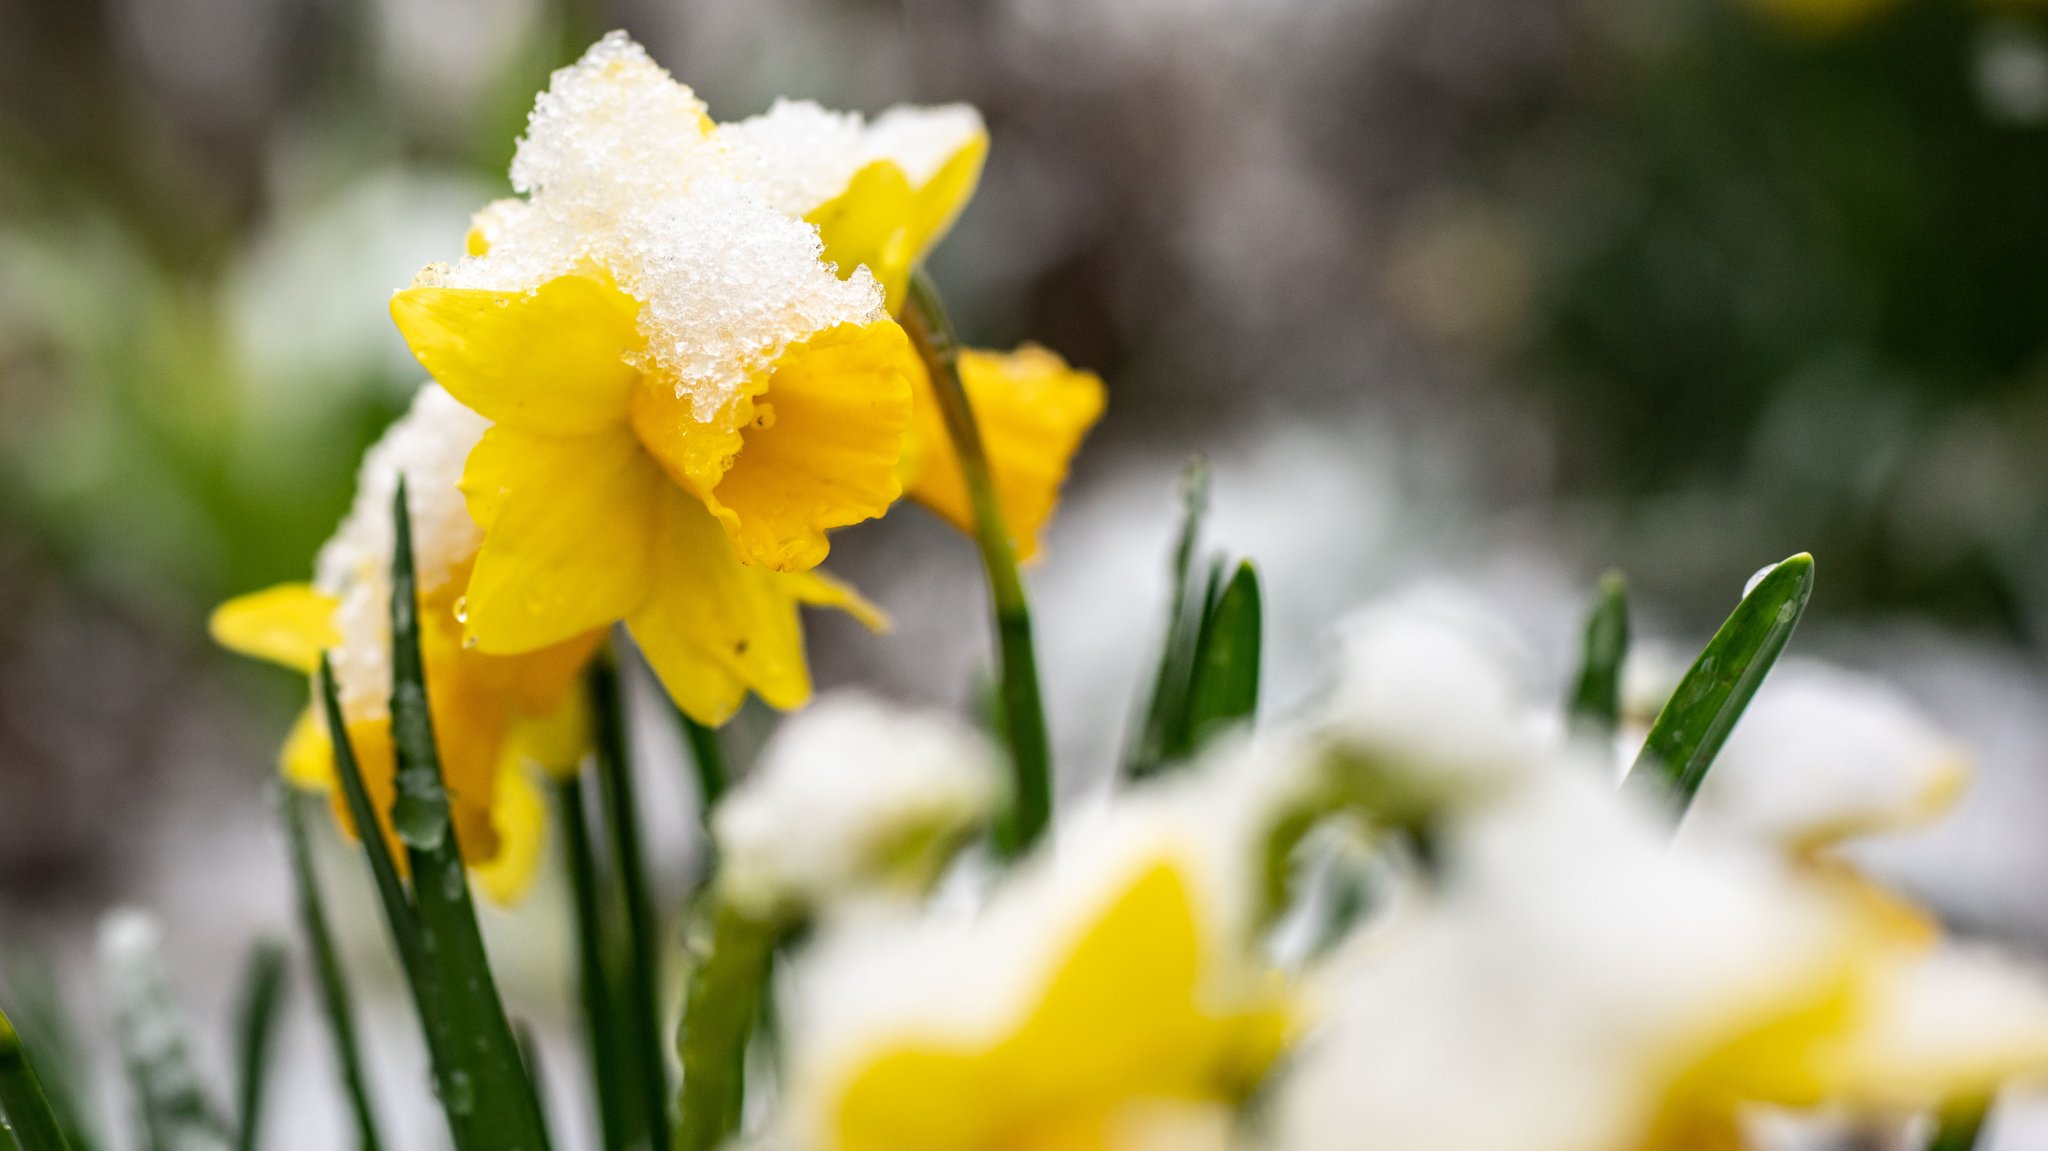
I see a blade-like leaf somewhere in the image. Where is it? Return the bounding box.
[1566,572,1630,742]
[1184,560,1262,748]
[98,912,233,1151]
[675,901,778,1151]
[588,657,670,1151]
[385,480,550,1151]
[1929,1101,1988,1151]
[280,793,385,1151]
[231,941,288,1151]
[1624,553,1815,810]
[2,953,97,1151]
[0,1007,71,1151]
[1123,461,1212,780]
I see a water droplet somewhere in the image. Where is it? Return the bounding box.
[453,596,468,624]
[393,791,448,851]
[439,1069,476,1115]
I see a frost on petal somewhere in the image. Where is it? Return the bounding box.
[720,98,987,219]
[439,34,887,424]
[1686,662,1971,850]
[313,383,490,719]
[712,693,1002,913]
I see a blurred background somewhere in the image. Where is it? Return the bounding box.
[7,0,2048,1146]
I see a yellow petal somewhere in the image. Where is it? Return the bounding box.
[627,488,813,725]
[832,860,1290,1151]
[508,690,594,781]
[391,273,644,435]
[472,759,549,906]
[460,425,659,653]
[906,344,1105,563]
[280,704,336,790]
[470,628,607,718]
[781,569,891,634]
[635,320,916,572]
[210,584,340,673]
[807,130,988,312]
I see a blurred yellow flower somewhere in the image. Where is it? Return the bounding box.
[722,100,1106,561]
[788,833,1290,1151]
[211,385,594,903]
[390,36,896,723]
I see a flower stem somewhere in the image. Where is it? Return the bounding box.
[674,900,779,1151]
[590,653,673,1151]
[902,269,1053,856]
[554,774,647,1151]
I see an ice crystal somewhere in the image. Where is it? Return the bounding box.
[721,98,986,218]
[314,383,489,718]
[444,32,886,422]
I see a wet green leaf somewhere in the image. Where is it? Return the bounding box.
[231,940,287,1151]
[1624,553,1814,811]
[1567,572,1630,742]
[1185,561,1262,747]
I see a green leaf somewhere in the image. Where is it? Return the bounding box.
[279,793,385,1151]
[1928,1101,1988,1151]
[588,657,671,1151]
[231,940,288,1151]
[384,479,550,1151]
[0,1007,71,1151]
[1123,461,1214,780]
[553,775,648,1151]
[1566,572,1630,742]
[2,951,98,1151]
[1184,560,1262,747]
[1624,553,1815,811]
[675,900,779,1151]
[98,912,233,1151]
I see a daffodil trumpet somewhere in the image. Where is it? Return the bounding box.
[902,269,1053,855]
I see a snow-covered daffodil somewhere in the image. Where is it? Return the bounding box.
[722,99,1106,560]
[388,35,892,723]
[782,808,1291,1151]
[211,386,590,903]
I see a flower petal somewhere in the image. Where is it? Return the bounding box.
[781,569,891,634]
[626,488,812,725]
[473,759,549,906]
[460,425,659,653]
[905,344,1106,563]
[807,122,988,311]
[391,272,644,434]
[636,320,915,572]
[210,584,340,673]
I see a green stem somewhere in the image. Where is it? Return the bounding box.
[554,776,646,1151]
[280,794,385,1151]
[591,656,673,1150]
[1930,1101,1988,1151]
[674,901,779,1151]
[903,269,1053,855]
[0,1008,70,1151]
[678,711,728,821]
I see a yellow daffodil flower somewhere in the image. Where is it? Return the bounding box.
[722,99,1107,560]
[212,385,591,902]
[785,824,1291,1151]
[388,35,894,723]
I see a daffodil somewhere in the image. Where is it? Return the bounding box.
[211,385,592,903]
[782,806,1292,1151]
[388,35,894,724]
[712,693,1004,917]
[721,99,1106,560]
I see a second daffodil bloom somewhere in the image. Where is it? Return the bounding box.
[779,797,1292,1151]
[721,98,1107,560]
[389,34,894,724]
[211,385,594,903]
